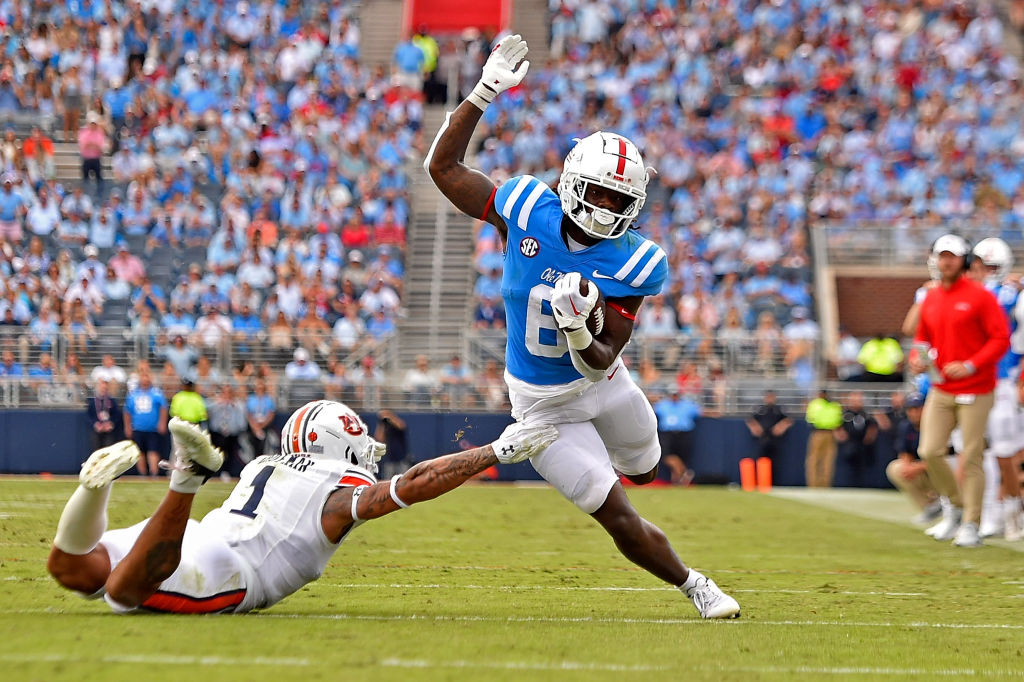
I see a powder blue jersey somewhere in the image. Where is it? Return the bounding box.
[125,387,167,432]
[495,175,668,386]
[987,281,1022,380]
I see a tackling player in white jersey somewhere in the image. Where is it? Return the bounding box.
[425,34,739,618]
[47,404,556,613]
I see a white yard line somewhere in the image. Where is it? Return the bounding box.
[381,659,1024,676]
[380,657,668,672]
[3,607,1021,630]
[323,582,925,597]
[0,653,309,666]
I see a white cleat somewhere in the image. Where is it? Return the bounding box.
[686,576,741,619]
[168,417,224,474]
[979,518,1004,539]
[79,440,140,489]
[952,521,983,548]
[926,500,961,541]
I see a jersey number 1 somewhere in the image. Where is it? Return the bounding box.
[229,465,274,519]
[525,284,568,358]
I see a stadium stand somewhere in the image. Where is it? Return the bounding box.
[1,0,1024,425]
[0,0,422,412]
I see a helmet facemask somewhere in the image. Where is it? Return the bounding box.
[561,176,644,239]
[558,132,650,240]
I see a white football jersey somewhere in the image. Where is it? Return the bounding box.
[199,453,375,609]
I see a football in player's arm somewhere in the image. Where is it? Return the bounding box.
[47,405,556,614]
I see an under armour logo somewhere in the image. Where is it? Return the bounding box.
[501,445,515,457]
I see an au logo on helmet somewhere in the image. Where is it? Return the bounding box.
[338,414,364,436]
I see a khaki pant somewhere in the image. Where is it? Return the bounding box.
[806,430,837,487]
[917,388,995,525]
[885,459,938,510]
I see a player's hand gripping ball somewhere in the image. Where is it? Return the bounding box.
[551,272,605,335]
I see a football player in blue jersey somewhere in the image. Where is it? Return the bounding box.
[969,238,1024,541]
[425,34,740,618]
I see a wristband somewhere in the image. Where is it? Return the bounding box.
[350,485,366,521]
[389,475,410,509]
[467,82,496,111]
[963,361,976,375]
[564,325,593,351]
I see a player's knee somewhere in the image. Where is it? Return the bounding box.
[46,548,73,586]
[47,548,102,594]
[593,496,645,539]
[624,466,658,485]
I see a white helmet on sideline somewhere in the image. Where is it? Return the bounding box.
[558,131,650,239]
[280,400,384,476]
[972,237,1013,284]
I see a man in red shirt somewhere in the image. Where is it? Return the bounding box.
[910,234,1010,546]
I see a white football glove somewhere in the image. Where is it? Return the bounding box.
[550,272,599,332]
[467,34,530,111]
[490,423,558,464]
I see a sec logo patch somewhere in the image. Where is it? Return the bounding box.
[520,237,540,258]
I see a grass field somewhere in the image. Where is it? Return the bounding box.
[1,478,1023,682]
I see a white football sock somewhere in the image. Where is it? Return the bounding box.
[53,485,111,555]
[679,568,706,593]
[168,468,203,495]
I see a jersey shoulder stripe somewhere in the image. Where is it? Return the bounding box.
[496,175,556,231]
[337,467,376,488]
[608,236,667,289]
[629,246,667,287]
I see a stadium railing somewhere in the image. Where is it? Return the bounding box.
[819,220,1024,267]
[0,326,911,414]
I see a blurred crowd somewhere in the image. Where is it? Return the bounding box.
[0,0,426,401]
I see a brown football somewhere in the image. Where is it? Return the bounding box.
[577,276,606,336]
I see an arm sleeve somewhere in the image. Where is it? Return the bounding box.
[567,346,608,382]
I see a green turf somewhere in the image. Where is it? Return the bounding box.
[2,479,1023,681]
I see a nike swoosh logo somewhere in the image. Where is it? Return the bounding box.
[570,299,580,316]
[607,366,620,380]
[591,270,617,280]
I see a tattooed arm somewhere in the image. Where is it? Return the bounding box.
[321,423,557,542]
[424,101,508,243]
[424,34,531,245]
[320,446,500,543]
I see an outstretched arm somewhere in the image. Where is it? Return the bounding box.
[320,423,557,542]
[424,103,506,237]
[423,34,530,243]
